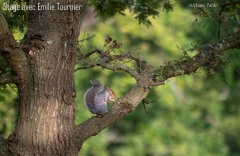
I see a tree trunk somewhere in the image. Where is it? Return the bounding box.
[7,1,84,155]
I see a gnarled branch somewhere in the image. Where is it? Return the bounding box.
[76,77,150,148]
[151,31,240,85]
[97,61,141,80]
[75,31,240,148]
[0,11,28,82]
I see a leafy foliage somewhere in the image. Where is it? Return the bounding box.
[0,0,28,32]
[88,0,173,26]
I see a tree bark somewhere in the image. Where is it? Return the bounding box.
[3,0,85,155]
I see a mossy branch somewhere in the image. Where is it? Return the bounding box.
[76,31,240,147]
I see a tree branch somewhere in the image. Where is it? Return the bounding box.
[0,74,17,85]
[77,47,144,79]
[76,58,141,79]
[75,31,240,148]
[75,64,96,71]
[97,61,141,80]
[76,78,151,148]
[78,35,95,43]
[0,11,28,82]
[151,31,240,86]
[85,48,104,58]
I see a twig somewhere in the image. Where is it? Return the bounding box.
[74,64,96,72]
[142,99,148,114]
[78,34,95,43]
[98,61,140,80]
[85,48,105,58]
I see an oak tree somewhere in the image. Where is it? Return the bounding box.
[0,0,239,155]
